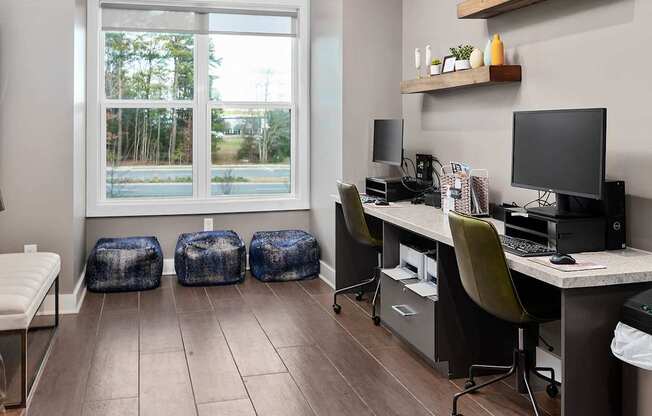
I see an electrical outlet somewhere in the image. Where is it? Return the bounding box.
[203,218,213,232]
[24,244,38,254]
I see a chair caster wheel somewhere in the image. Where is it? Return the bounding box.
[333,304,342,314]
[372,316,381,326]
[546,383,559,398]
[464,379,476,390]
[355,292,364,301]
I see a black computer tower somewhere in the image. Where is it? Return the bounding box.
[602,180,626,250]
[583,180,626,250]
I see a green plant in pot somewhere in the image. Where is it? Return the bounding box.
[450,44,474,71]
[430,58,443,76]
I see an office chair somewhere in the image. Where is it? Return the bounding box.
[335,181,382,325]
[448,211,560,416]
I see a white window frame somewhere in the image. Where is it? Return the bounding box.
[86,0,310,217]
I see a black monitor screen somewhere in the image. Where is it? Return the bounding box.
[373,119,404,166]
[512,109,606,200]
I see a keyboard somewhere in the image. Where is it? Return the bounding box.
[499,235,556,257]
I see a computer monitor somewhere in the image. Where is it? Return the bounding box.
[373,119,404,166]
[512,108,606,217]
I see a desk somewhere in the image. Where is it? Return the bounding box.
[334,198,652,416]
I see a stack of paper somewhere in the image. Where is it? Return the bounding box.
[405,281,438,298]
[382,267,418,281]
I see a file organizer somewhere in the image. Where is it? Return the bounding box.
[441,167,490,217]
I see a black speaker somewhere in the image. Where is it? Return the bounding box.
[602,180,626,250]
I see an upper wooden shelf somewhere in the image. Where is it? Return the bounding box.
[400,65,521,94]
[457,0,546,19]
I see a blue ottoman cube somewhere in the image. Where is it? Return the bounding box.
[86,237,163,293]
[175,231,246,286]
[249,230,320,282]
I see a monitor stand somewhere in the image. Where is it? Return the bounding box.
[526,193,596,219]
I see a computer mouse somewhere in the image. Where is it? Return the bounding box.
[550,253,576,265]
[374,200,389,206]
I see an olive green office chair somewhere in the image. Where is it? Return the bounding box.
[335,181,382,325]
[448,211,561,416]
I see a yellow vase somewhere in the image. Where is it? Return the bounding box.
[491,34,504,66]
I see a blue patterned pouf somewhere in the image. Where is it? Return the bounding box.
[175,231,246,286]
[249,230,320,282]
[86,237,163,293]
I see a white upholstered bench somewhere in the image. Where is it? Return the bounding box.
[0,252,60,409]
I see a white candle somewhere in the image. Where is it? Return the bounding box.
[414,48,421,70]
[425,45,431,68]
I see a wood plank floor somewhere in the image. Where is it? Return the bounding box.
[20,275,560,416]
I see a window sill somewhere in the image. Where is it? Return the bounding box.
[86,196,310,218]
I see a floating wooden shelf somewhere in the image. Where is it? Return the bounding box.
[457,0,546,19]
[400,65,521,94]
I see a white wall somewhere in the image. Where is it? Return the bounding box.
[403,0,652,250]
[0,0,87,294]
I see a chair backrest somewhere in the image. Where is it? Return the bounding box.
[448,211,527,324]
[337,181,381,248]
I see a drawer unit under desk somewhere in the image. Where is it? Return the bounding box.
[380,273,436,362]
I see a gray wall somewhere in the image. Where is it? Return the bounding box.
[341,0,403,191]
[0,0,86,294]
[309,0,403,280]
[86,212,310,258]
[74,0,88,291]
[310,0,343,272]
[403,0,652,250]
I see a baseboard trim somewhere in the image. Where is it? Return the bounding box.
[164,255,251,276]
[319,260,335,289]
[163,258,175,275]
[70,258,333,309]
[70,267,87,313]
[39,267,87,315]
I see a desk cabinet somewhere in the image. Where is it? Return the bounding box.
[380,274,437,362]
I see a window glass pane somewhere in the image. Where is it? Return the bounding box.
[211,108,291,196]
[105,32,194,100]
[106,108,193,199]
[208,13,295,36]
[209,35,292,102]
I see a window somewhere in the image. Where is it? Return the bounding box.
[87,0,309,217]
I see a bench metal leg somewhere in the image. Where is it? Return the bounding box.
[2,275,59,409]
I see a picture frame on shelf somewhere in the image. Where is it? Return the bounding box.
[442,55,456,73]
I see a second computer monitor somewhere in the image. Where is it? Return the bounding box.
[512,108,606,216]
[373,119,404,166]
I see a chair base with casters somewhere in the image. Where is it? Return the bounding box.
[447,211,561,416]
[452,327,559,416]
[335,181,384,326]
[332,251,382,326]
